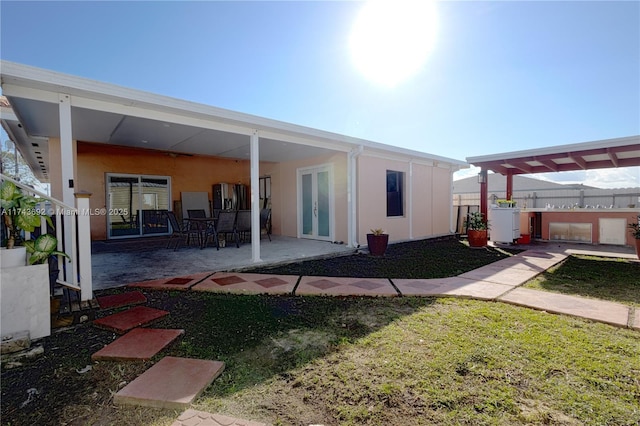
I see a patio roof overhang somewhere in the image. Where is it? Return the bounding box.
[0,60,467,182]
[465,135,640,224]
[466,136,640,176]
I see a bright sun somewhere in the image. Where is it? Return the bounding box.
[349,0,438,88]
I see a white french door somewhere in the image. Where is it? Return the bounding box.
[298,165,333,241]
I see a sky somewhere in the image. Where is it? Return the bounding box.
[1,0,638,188]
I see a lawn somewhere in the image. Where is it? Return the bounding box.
[2,238,639,426]
[523,254,640,306]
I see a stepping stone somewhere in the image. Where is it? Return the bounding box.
[92,328,184,361]
[93,306,169,334]
[172,409,266,426]
[114,357,225,409]
[96,291,147,310]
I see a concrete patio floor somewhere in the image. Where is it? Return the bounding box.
[92,235,354,290]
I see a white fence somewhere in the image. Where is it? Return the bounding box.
[455,188,640,210]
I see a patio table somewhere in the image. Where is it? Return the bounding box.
[185,217,217,249]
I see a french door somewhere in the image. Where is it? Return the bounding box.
[106,174,171,239]
[298,165,333,241]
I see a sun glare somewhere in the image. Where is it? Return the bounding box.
[349,0,438,88]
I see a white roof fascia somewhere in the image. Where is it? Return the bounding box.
[467,135,640,163]
[1,60,466,168]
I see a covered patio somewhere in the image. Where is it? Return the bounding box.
[91,235,354,290]
[2,61,466,305]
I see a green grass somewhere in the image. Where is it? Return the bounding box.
[6,293,636,426]
[185,297,639,426]
[4,240,639,426]
[523,255,640,306]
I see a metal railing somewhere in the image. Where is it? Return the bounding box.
[1,173,93,301]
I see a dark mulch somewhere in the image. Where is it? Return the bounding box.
[245,236,522,278]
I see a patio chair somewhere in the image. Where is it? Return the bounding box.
[187,209,206,218]
[235,210,252,243]
[260,208,272,241]
[164,211,200,250]
[208,210,239,250]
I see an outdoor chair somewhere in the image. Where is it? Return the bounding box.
[207,210,239,250]
[235,210,252,242]
[187,209,207,218]
[164,211,200,250]
[260,208,272,241]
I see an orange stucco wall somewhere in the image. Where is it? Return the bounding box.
[77,142,263,240]
[75,142,456,244]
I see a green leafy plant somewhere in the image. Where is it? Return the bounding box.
[465,211,490,231]
[369,228,386,236]
[1,180,53,249]
[628,220,640,239]
[23,233,70,265]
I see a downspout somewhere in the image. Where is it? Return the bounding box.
[347,145,364,248]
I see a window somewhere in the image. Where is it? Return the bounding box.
[386,170,404,217]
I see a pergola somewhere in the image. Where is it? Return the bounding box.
[466,135,640,221]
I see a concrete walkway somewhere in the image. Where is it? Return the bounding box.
[100,243,638,425]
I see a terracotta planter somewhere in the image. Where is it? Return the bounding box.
[367,234,389,256]
[468,230,488,248]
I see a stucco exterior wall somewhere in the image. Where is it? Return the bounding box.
[74,142,455,245]
[77,142,261,240]
[269,152,348,242]
[432,166,454,234]
[357,154,454,245]
[535,210,639,246]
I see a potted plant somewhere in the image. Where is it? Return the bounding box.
[367,228,389,256]
[1,180,65,340]
[465,211,490,248]
[1,180,53,267]
[628,219,640,259]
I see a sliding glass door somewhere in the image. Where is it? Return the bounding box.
[106,174,171,238]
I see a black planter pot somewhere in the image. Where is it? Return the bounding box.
[367,233,389,256]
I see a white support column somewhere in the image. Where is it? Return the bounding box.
[58,94,75,206]
[347,146,363,248]
[75,192,93,301]
[250,131,262,263]
[58,94,75,279]
[408,160,413,239]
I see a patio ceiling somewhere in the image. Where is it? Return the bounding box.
[2,97,336,181]
[466,135,640,176]
[1,61,467,183]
